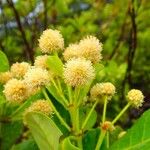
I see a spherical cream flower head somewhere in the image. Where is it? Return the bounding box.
[24,67,50,93]
[0,71,12,84]
[38,29,64,54]
[11,62,31,78]
[90,82,115,99]
[3,79,28,103]
[127,89,144,108]
[63,44,80,61]
[64,58,95,87]
[79,36,103,64]
[34,55,49,69]
[26,100,52,115]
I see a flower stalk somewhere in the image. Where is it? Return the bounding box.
[112,103,131,125]
[42,88,71,131]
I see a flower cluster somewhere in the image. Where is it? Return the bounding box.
[127,89,144,108]
[64,58,95,87]
[24,67,49,94]
[1,28,145,143]
[38,29,64,54]
[3,79,28,103]
[63,36,103,64]
[63,44,80,61]
[0,71,12,84]
[26,100,52,115]
[11,62,31,78]
[34,55,49,69]
[90,82,116,100]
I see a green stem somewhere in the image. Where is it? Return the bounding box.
[106,131,109,148]
[77,136,83,150]
[95,129,106,150]
[51,78,69,106]
[74,87,80,104]
[81,100,98,130]
[42,88,71,131]
[102,96,107,123]
[69,105,83,149]
[69,106,79,132]
[67,85,73,103]
[112,103,131,125]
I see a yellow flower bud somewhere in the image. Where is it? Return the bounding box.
[11,62,30,78]
[64,58,95,87]
[79,36,103,64]
[34,55,49,69]
[63,44,80,61]
[26,100,52,115]
[3,79,28,103]
[90,82,115,99]
[24,67,50,94]
[38,29,64,54]
[127,89,144,108]
[0,71,12,84]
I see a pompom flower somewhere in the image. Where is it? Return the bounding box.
[90,82,115,99]
[38,29,64,54]
[63,44,80,61]
[3,79,28,103]
[24,67,50,93]
[11,62,31,78]
[34,55,49,69]
[79,36,103,64]
[64,58,95,87]
[26,100,52,115]
[0,71,12,84]
[127,89,144,108]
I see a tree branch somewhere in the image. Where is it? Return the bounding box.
[121,0,137,101]
[7,0,34,63]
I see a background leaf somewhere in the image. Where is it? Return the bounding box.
[0,51,9,72]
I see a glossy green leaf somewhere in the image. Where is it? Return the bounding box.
[25,112,62,150]
[60,136,80,150]
[110,109,150,150]
[47,55,63,76]
[0,51,9,72]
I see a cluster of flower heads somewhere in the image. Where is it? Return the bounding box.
[127,89,144,108]
[23,99,53,125]
[25,99,52,116]
[1,60,50,104]
[63,36,103,64]
[90,82,116,100]
[39,29,64,54]
[64,58,95,87]
[0,28,144,108]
